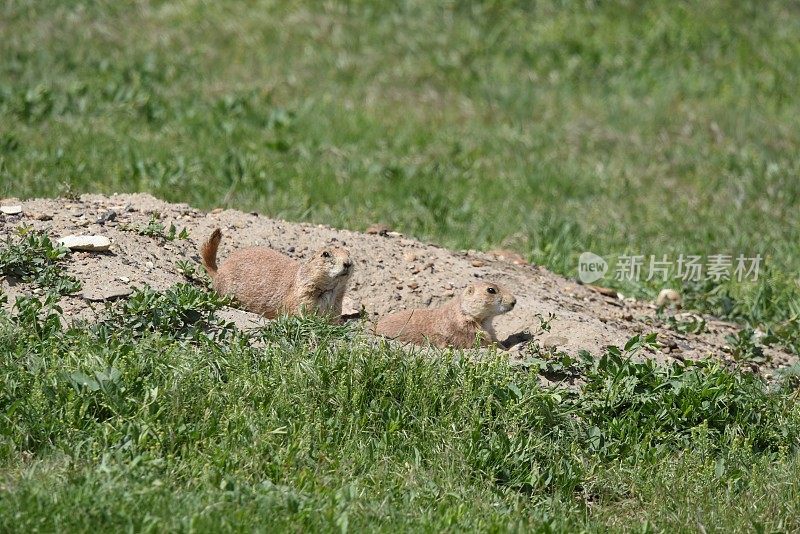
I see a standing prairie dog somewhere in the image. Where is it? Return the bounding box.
[375,282,516,349]
[200,229,353,320]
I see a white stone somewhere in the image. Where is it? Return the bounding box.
[0,205,22,215]
[58,235,111,252]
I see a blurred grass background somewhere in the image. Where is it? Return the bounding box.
[2,0,799,326]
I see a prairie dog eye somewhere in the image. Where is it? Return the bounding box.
[321,251,331,258]
[486,287,497,294]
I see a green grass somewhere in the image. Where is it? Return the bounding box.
[3,0,800,530]
[1,279,799,532]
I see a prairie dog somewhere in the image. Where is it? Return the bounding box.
[375,282,516,348]
[200,228,353,320]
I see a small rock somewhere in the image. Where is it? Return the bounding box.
[95,209,117,225]
[0,205,22,215]
[655,289,682,307]
[341,297,364,319]
[366,223,391,235]
[145,261,154,269]
[58,235,111,252]
[211,208,223,214]
[407,282,419,290]
[542,336,568,349]
[82,286,133,302]
[585,284,618,298]
[403,252,418,262]
[386,231,402,238]
[663,338,679,351]
[395,284,404,290]
[118,276,131,283]
[670,352,686,362]
[30,212,52,221]
[622,313,634,321]
[471,260,485,268]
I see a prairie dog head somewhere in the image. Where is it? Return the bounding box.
[301,245,353,287]
[459,281,516,320]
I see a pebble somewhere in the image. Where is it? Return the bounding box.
[0,205,22,215]
[366,223,391,235]
[341,297,364,318]
[407,282,419,290]
[118,276,131,283]
[145,261,154,269]
[403,252,418,262]
[471,260,485,268]
[95,209,117,225]
[58,235,111,252]
[585,284,618,298]
[542,336,568,349]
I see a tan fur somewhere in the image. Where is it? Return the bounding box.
[375,282,516,348]
[200,229,353,320]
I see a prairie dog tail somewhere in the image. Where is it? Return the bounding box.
[200,228,223,278]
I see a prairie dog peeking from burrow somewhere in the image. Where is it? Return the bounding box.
[375,281,516,348]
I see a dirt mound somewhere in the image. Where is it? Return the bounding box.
[2,193,795,372]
